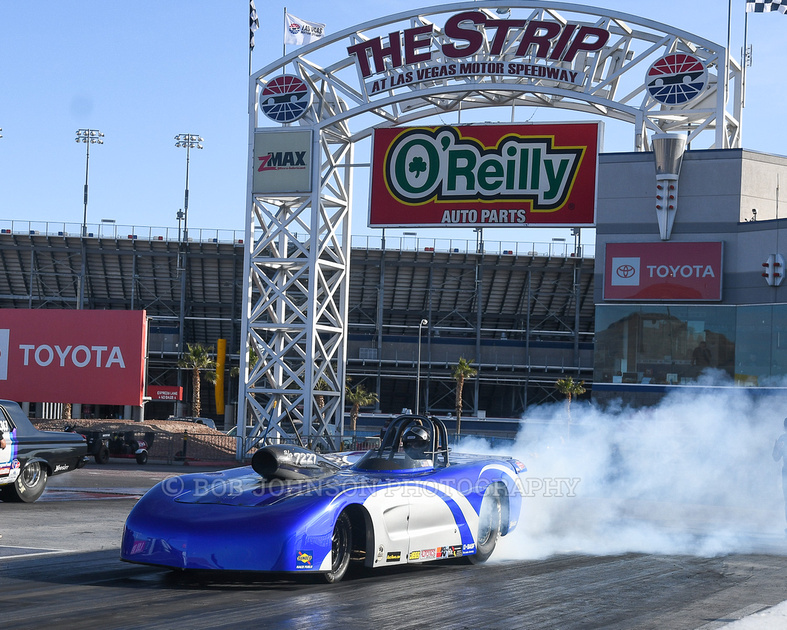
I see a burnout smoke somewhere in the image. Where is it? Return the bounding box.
[458,384,787,560]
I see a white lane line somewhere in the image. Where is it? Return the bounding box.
[0,545,74,560]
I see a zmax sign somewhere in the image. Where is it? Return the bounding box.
[253,129,313,195]
[369,123,599,227]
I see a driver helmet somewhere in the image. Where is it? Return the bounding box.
[402,425,431,460]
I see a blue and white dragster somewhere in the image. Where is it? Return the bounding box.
[121,415,526,582]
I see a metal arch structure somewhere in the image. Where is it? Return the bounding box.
[237,1,743,455]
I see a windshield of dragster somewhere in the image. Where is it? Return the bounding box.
[352,415,450,472]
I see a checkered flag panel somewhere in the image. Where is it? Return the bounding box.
[747,0,787,13]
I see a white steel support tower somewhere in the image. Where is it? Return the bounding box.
[237,1,743,456]
[239,114,353,453]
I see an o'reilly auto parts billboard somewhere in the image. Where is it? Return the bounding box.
[369,123,599,228]
[0,309,147,405]
[604,242,723,301]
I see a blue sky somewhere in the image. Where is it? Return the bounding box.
[1,1,784,246]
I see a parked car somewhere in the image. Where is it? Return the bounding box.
[0,400,88,502]
[225,424,251,437]
[167,416,217,430]
[75,429,154,465]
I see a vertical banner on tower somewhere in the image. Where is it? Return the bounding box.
[215,338,226,416]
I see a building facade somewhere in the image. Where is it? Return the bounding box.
[593,148,787,404]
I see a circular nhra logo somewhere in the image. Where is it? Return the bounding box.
[261,75,311,123]
[646,54,707,105]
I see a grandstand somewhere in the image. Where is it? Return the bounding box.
[0,222,594,421]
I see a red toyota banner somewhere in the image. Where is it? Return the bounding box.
[604,242,723,301]
[369,123,599,227]
[0,309,147,405]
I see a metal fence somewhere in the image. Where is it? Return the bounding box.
[0,219,595,258]
[38,421,517,467]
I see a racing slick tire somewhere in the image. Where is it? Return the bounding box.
[95,445,110,465]
[135,451,148,465]
[0,461,48,503]
[468,484,503,564]
[321,511,352,583]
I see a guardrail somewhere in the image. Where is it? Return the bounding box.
[0,219,595,258]
[0,220,245,245]
[350,234,595,258]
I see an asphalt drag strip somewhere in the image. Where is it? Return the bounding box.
[3,464,787,629]
[39,488,147,501]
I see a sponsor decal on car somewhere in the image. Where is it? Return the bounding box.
[408,550,421,561]
[296,550,314,569]
[438,545,463,558]
[281,449,318,467]
[463,543,476,554]
[0,420,15,466]
[53,463,70,473]
[420,548,437,560]
[386,551,402,562]
[130,540,147,555]
[0,459,20,483]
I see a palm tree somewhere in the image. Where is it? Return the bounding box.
[230,345,258,380]
[451,357,477,436]
[555,376,586,436]
[178,343,217,417]
[345,382,379,433]
[315,377,330,410]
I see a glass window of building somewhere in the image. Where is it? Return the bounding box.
[595,305,736,385]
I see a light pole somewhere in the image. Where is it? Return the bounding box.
[75,129,103,309]
[174,134,203,242]
[416,318,428,414]
[176,209,185,242]
[75,129,104,238]
[174,134,202,416]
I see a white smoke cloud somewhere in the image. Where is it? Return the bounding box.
[459,386,787,560]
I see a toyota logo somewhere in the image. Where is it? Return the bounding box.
[616,264,636,279]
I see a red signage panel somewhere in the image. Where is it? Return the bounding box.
[369,123,599,227]
[148,386,182,401]
[0,309,147,405]
[604,242,723,301]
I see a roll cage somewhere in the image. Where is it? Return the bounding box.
[353,414,450,471]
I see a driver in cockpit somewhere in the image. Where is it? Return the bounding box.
[402,426,432,466]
